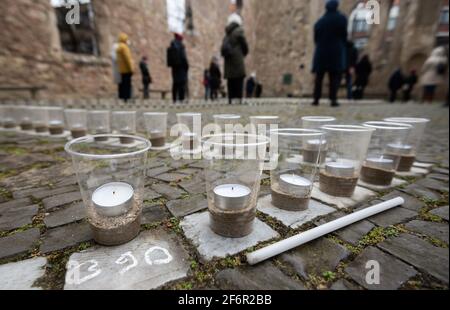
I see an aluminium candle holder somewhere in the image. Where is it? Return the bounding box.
[319,125,374,197]
[65,134,151,246]
[2,105,19,129]
[88,110,111,142]
[144,112,168,149]
[112,111,137,145]
[202,133,269,238]
[47,107,65,135]
[65,109,88,139]
[383,117,430,172]
[269,129,325,211]
[361,122,412,186]
[31,107,49,133]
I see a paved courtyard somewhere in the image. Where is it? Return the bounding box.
[0,99,448,290]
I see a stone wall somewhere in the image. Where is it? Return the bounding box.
[0,0,448,100]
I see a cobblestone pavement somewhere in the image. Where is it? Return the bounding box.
[0,100,448,290]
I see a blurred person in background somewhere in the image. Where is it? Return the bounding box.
[222,12,249,105]
[246,72,256,98]
[209,56,222,101]
[167,33,190,103]
[388,68,404,103]
[116,32,135,102]
[402,69,418,103]
[345,40,358,100]
[353,55,372,100]
[311,0,348,107]
[420,46,448,104]
[139,56,152,99]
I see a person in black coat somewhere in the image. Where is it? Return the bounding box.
[402,69,418,102]
[167,33,189,103]
[388,68,405,103]
[246,73,256,98]
[209,57,222,101]
[345,41,358,99]
[312,0,348,107]
[354,55,373,100]
[139,56,152,99]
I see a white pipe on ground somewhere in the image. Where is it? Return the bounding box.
[246,197,405,265]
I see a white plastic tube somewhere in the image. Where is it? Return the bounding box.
[246,197,404,265]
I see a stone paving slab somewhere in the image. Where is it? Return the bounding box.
[380,190,425,212]
[0,257,47,290]
[178,177,206,195]
[154,173,189,183]
[280,238,350,280]
[311,184,377,210]
[44,202,85,229]
[367,205,418,228]
[143,187,162,201]
[0,204,39,231]
[330,279,362,290]
[428,173,449,183]
[142,203,170,224]
[345,246,418,290]
[167,195,208,218]
[432,167,449,175]
[0,228,40,259]
[147,166,172,178]
[315,212,376,246]
[64,229,190,290]
[42,191,82,211]
[396,167,429,178]
[30,185,80,200]
[180,211,279,261]
[357,178,407,192]
[402,184,441,201]
[215,262,305,290]
[430,206,449,221]
[40,222,92,254]
[415,178,449,193]
[150,183,186,200]
[257,195,335,228]
[414,162,435,169]
[0,197,33,209]
[378,233,449,284]
[405,220,449,244]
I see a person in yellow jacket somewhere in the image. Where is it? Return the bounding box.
[116,32,135,102]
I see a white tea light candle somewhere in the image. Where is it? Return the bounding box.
[279,174,312,196]
[386,143,413,155]
[305,139,327,151]
[92,182,134,217]
[213,184,251,211]
[325,162,355,178]
[365,157,394,170]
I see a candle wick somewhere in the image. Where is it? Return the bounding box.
[113,191,116,195]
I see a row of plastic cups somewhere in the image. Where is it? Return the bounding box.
[64,116,429,243]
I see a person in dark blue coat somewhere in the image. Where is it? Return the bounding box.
[167,33,189,103]
[312,0,348,107]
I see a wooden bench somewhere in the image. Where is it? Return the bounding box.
[0,86,47,99]
[139,88,170,100]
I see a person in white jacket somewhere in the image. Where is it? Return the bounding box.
[420,46,448,104]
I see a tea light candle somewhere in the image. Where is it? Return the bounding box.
[305,139,327,151]
[214,184,251,211]
[279,174,312,196]
[386,143,413,156]
[150,130,165,139]
[366,157,394,170]
[49,120,63,127]
[325,162,355,178]
[92,182,134,217]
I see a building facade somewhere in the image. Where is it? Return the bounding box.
[0,0,448,100]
